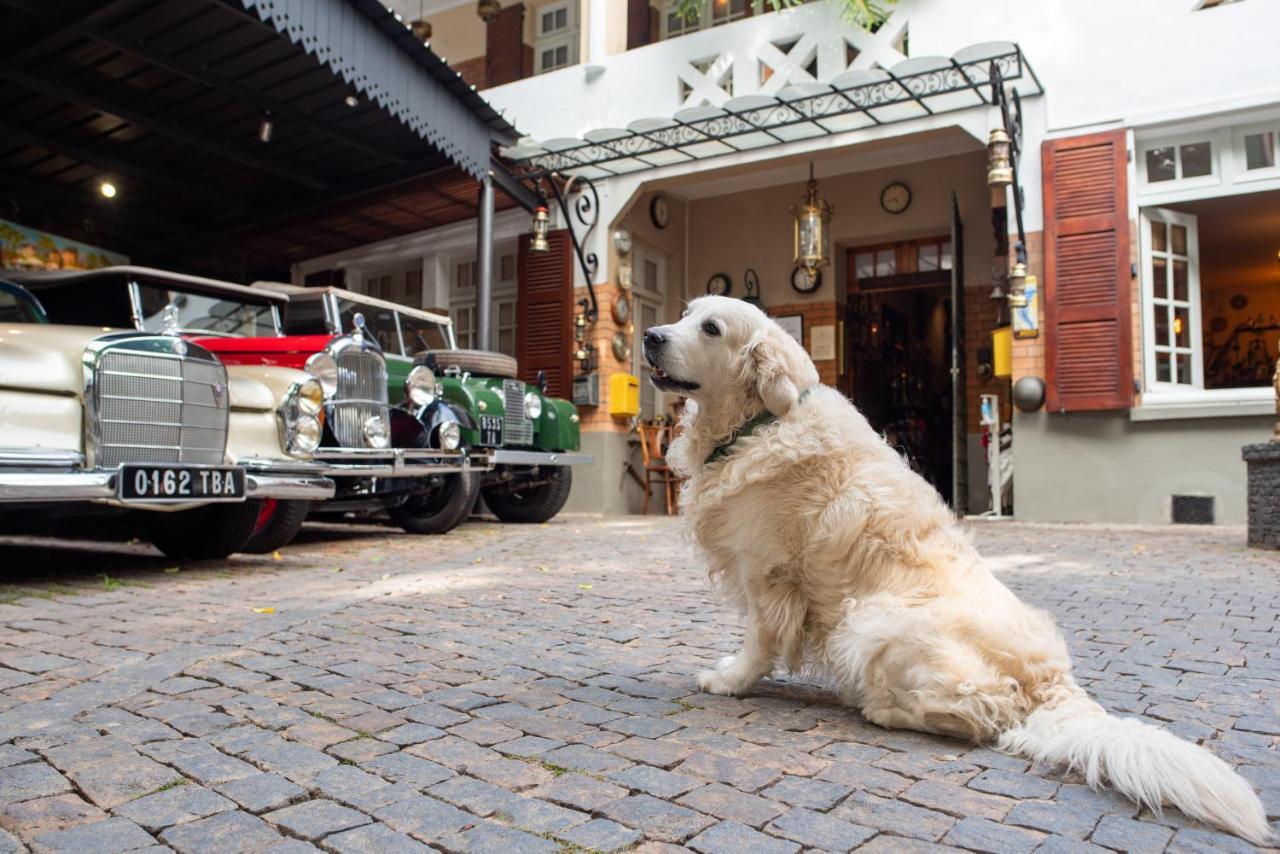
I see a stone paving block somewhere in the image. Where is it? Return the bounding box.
[855,835,969,852]
[1089,814,1174,854]
[900,778,1015,821]
[0,762,71,804]
[1166,826,1262,853]
[284,720,356,749]
[5,654,78,674]
[872,751,982,785]
[29,816,156,854]
[674,751,780,792]
[311,765,396,808]
[438,819,558,854]
[608,764,703,798]
[242,738,339,783]
[493,735,562,758]
[494,795,589,834]
[168,712,238,737]
[160,808,283,853]
[374,795,477,840]
[464,756,553,790]
[0,828,18,854]
[529,773,627,812]
[942,815,1045,853]
[422,689,495,712]
[1005,799,1102,839]
[378,724,444,747]
[215,773,307,814]
[140,740,257,786]
[686,820,800,854]
[0,745,35,769]
[0,794,107,842]
[554,817,643,852]
[114,783,236,832]
[366,751,455,787]
[764,806,876,851]
[540,743,632,775]
[602,716,682,739]
[427,776,520,817]
[447,719,521,746]
[320,822,432,854]
[598,794,716,843]
[967,768,1059,800]
[1035,836,1112,854]
[831,790,956,842]
[759,775,853,810]
[547,701,622,725]
[605,736,691,769]
[265,798,371,841]
[817,760,914,797]
[677,783,785,828]
[399,703,469,729]
[405,736,495,770]
[328,738,397,764]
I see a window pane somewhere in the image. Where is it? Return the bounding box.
[1156,352,1171,382]
[499,302,514,325]
[1170,224,1187,256]
[1152,256,1168,300]
[555,8,566,28]
[1172,259,1188,302]
[541,49,555,68]
[406,270,422,300]
[499,329,515,356]
[875,251,895,277]
[500,254,516,281]
[555,45,568,64]
[1150,220,1167,253]
[1176,353,1193,385]
[644,259,658,291]
[1154,302,1169,345]
[1174,306,1190,348]
[918,243,939,272]
[541,11,554,31]
[1180,142,1212,178]
[855,252,875,279]
[1244,132,1276,170]
[940,241,952,270]
[1146,146,1176,182]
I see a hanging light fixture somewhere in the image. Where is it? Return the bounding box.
[411,0,431,40]
[258,113,274,144]
[530,204,550,252]
[1006,259,1028,308]
[477,0,502,23]
[99,181,117,199]
[987,127,1012,188]
[793,163,833,271]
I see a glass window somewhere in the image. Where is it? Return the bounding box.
[137,285,277,337]
[497,299,517,357]
[405,270,422,303]
[1244,132,1277,170]
[337,300,401,355]
[20,276,133,327]
[875,250,895,278]
[1180,142,1213,178]
[402,318,452,354]
[1145,214,1195,387]
[854,252,875,280]
[918,243,939,272]
[454,305,475,349]
[499,254,516,282]
[0,286,43,323]
[1145,146,1176,182]
[282,297,332,335]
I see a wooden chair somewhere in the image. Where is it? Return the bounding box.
[637,422,677,515]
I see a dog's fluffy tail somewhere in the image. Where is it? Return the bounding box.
[996,692,1271,844]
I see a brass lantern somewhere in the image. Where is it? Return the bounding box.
[410,18,432,40]
[987,127,1013,188]
[530,204,550,252]
[793,165,833,271]
[477,0,501,22]
[1006,259,1028,308]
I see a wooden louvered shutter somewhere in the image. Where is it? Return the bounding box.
[1042,131,1133,412]
[517,228,574,399]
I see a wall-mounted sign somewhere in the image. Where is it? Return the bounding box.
[1013,274,1039,339]
[810,324,836,361]
[775,313,803,346]
[0,219,127,271]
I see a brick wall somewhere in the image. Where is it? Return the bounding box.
[964,289,1011,434]
[577,282,633,435]
[485,2,525,88]
[767,300,840,387]
[1010,230,1046,391]
[452,56,486,89]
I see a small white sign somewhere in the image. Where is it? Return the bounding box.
[775,314,803,346]
[810,324,836,361]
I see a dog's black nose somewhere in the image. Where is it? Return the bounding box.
[644,328,665,349]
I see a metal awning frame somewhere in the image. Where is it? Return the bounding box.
[506,44,1043,178]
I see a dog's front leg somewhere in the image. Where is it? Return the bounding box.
[697,604,777,697]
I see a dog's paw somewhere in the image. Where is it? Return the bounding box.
[697,668,750,696]
[715,655,737,671]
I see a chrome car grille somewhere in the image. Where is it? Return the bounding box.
[329,346,389,448]
[502,378,533,445]
[92,341,229,468]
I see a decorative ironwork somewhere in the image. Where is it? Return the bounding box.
[505,44,1042,179]
[534,172,602,322]
[990,59,1030,307]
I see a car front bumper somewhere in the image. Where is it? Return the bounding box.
[478,449,595,467]
[309,447,482,478]
[0,451,335,506]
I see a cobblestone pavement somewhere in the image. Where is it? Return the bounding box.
[0,518,1274,853]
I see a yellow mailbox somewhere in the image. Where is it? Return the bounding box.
[992,326,1013,378]
[609,373,640,417]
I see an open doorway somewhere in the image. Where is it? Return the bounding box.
[846,235,956,504]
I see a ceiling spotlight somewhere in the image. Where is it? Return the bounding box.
[344,93,359,108]
[258,114,274,143]
[99,181,117,199]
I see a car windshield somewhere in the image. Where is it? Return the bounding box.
[20,276,135,327]
[402,318,453,353]
[336,299,401,355]
[136,283,278,336]
[0,285,45,323]
[281,297,333,335]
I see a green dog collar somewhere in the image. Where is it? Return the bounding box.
[705,387,813,466]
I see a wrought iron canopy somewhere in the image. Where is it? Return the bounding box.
[504,43,1041,179]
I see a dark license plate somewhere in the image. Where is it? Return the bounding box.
[480,415,503,446]
[118,465,245,502]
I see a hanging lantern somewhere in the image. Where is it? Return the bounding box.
[477,0,501,22]
[1006,259,1028,308]
[793,165,833,271]
[987,127,1013,189]
[410,18,432,40]
[530,204,550,253]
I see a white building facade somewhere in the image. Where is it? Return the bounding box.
[298,0,1280,523]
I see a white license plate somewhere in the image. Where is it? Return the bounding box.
[480,415,503,446]
[118,465,245,503]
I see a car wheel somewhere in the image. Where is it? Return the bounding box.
[141,501,261,560]
[483,466,572,524]
[243,499,311,553]
[388,472,479,535]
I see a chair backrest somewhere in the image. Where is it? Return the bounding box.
[638,423,668,467]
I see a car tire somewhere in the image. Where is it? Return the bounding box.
[388,472,479,535]
[243,499,310,553]
[141,500,261,560]
[424,349,519,379]
[483,466,572,524]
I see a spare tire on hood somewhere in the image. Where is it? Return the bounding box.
[418,349,519,379]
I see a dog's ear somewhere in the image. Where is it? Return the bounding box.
[746,322,819,416]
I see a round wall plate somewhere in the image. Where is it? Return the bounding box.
[612,292,631,325]
[706,272,732,296]
[611,330,632,361]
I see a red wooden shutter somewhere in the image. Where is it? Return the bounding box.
[517,228,574,400]
[1042,130,1133,412]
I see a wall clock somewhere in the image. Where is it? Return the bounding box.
[706,272,732,296]
[611,331,632,361]
[791,265,822,294]
[880,181,911,215]
[613,229,633,255]
[650,195,670,230]
[612,292,631,325]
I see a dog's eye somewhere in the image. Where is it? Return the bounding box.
[701,321,721,337]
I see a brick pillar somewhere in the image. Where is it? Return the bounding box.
[627,0,652,49]
[486,2,526,88]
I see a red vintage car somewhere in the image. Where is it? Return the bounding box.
[16,266,482,550]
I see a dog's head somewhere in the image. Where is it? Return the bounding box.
[642,295,819,419]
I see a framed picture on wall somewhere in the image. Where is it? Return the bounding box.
[775,313,803,347]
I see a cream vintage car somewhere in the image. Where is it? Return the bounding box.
[0,280,333,559]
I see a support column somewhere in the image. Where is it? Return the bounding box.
[476,174,495,352]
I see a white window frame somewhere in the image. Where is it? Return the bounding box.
[632,246,668,421]
[1136,130,1225,195]
[1231,119,1280,183]
[660,0,751,39]
[447,246,517,352]
[534,0,578,74]
[1139,208,1202,392]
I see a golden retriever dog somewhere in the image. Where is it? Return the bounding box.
[643,295,1270,844]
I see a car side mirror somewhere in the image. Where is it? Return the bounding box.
[537,369,548,393]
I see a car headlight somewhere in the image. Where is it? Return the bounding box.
[295,377,324,417]
[363,414,390,449]
[305,351,339,397]
[524,390,543,420]
[288,414,322,455]
[405,365,437,407]
[436,421,461,450]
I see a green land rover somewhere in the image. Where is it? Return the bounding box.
[263,284,590,525]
